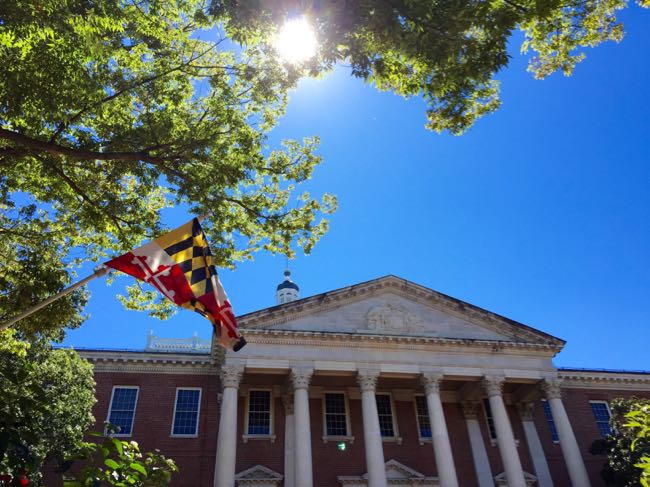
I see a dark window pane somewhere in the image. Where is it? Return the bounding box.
[376,394,395,437]
[247,390,271,435]
[415,396,432,438]
[172,389,201,435]
[108,388,138,435]
[542,400,559,442]
[483,399,497,440]
[325,393,348,436]
[590,403,612,437]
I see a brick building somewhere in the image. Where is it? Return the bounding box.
[77,275,650,487]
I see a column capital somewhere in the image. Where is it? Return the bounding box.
[516,402,534,422]
[421,373,444,395]
[482,375,505,397]
[357,370,380,392]
[220,365,244,389]
[282,394,294,415]
[290,368,313,390]
[461,401,480,420]
[541,379,563,399]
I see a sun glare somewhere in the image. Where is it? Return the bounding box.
[275,17,318,64]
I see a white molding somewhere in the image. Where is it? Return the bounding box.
[170,387,202,438]
[559,370,650,390]
[240,328,561,356]
[106,385,139,437]
[79,350,214,375]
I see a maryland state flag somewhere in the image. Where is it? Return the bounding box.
[105,218,246,351]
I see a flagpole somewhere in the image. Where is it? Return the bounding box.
[0,266,110,332]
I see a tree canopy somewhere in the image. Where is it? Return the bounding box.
[0,330,96,482]
[214,0,648,134]
[0,0,335,338]
[1,0,646,338]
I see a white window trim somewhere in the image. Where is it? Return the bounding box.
[589,400,613,437]
[376,392,402,444]
[541,399,560,444]
[170,387,202,438]
[106,386,139,437]
[413,394,432,445]
[322,390,355,444]
[243,387,276,443]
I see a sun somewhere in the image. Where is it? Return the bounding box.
[275,17,318,64]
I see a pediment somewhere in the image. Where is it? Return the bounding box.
[239,276,563,347]
[495,471,537,486]
[235,465,283,486]
[338,459,438,486]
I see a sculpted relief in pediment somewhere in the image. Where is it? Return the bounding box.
[363,303,427,335]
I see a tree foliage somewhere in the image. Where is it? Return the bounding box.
[213,0,648,134]
[590,397,650,487]
[0,330,96,483]
[62,430,178,487]
[0,0,336,338]
[1,0,646,338]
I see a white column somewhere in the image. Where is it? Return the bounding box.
[291,368,314,487]
[214,365,244,487]
[461,401,494,487]
[421,373,459,487]
[357,370,387,487]
[517,402,554,487]
[543,380,591,487]
[283,394,295,487]
[483,376,527,487]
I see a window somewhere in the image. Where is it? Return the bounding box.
[590,401,612,437]
[414,395,432,438]
[483,399,497,440]
[541,400,559,442]
[171,388,201,436]
[107,386,139,436]
[375,393,396,437]
[324,393,349,436]
[246,390,272,435]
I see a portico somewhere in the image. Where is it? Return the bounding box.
[211,276,591,487]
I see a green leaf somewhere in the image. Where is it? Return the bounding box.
[129,462,147,476]
[104,458,120,469]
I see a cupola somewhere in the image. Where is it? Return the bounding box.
[276,269,299,304]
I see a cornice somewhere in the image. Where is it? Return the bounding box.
[79,350,215,375]
[559,369,650,390]
[236,276,564,348]
[240,328,562,356]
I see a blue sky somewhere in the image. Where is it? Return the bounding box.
[63,8,650,371]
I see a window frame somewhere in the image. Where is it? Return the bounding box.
[322,390,353,441]
[413,394,432,443]
[170,387,202,438]
[243,387,275,441]
[541,399,560,443]
[482,399,497,441]
[375,392,400,442]
[589,400,613,438]
[106,386,139,437]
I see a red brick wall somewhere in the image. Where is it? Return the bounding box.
[44,370,219,487]
[44,369,650,487]
[559,387,650,487]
